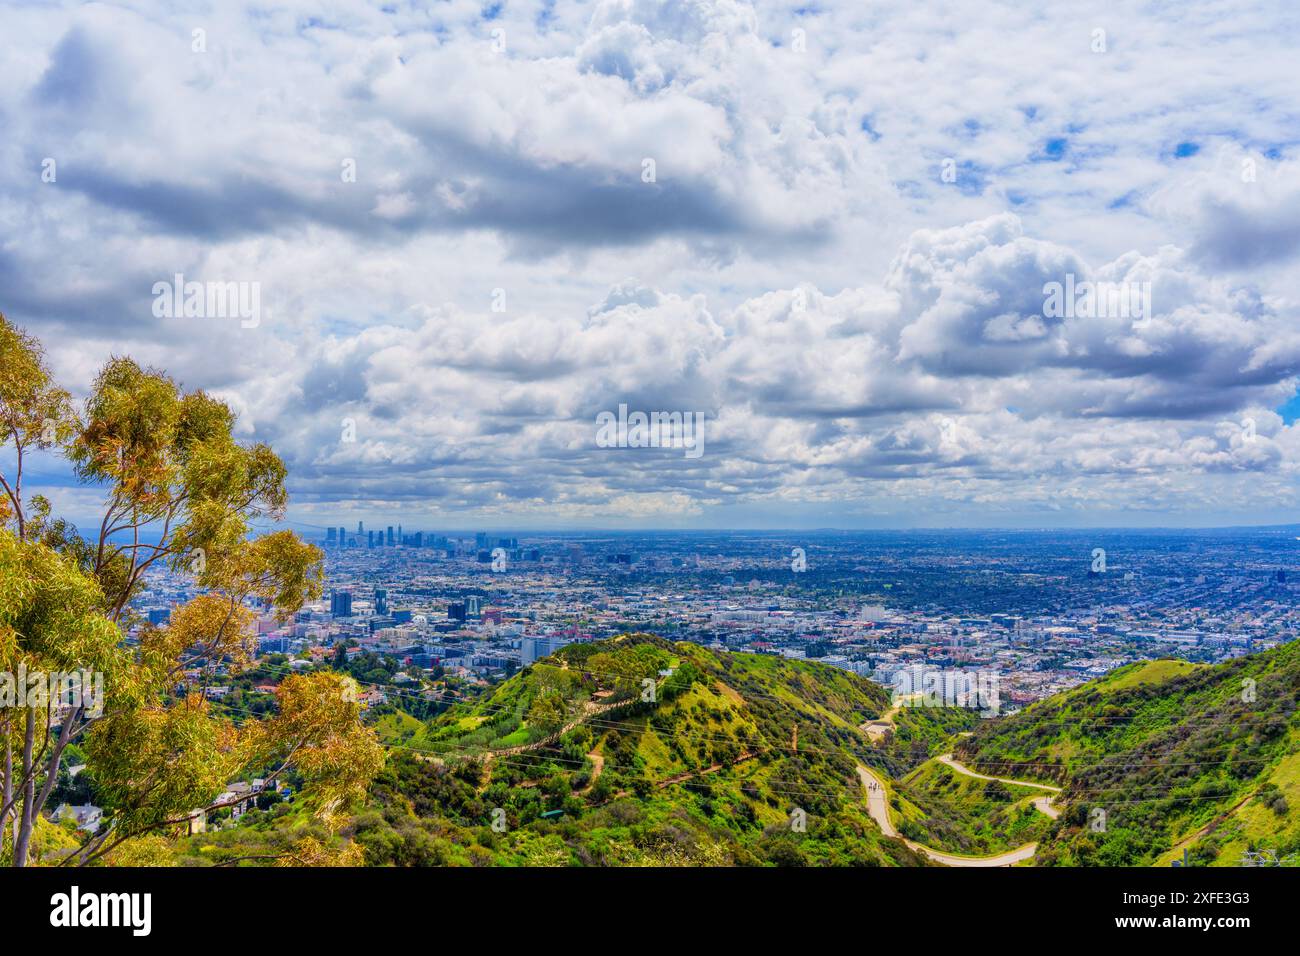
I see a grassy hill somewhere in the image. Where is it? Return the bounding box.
[182,634,933,866]
[353,634,935,865]
[893,757,1054,856]
[174,636,1300,867]
[956,648,1300,866]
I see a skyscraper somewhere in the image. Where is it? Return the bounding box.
[374,588,388,616]
[387,526,394,546]
[330,589,353,618]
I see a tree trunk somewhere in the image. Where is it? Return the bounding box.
[13,708,36,867]
[2,730,11,860]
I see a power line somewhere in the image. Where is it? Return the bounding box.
[214,660,1298,775]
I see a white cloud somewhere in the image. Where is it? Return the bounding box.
[3,0,1300,527]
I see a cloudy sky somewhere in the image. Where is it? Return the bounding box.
[4,0,1300,530]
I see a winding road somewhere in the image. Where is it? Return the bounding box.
[937,753,1061,819]
[856,756,1061,866]
[937,754,1061,793]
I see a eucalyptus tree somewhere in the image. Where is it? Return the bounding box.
[0,313,382,866]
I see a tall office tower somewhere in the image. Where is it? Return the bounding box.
[357,521,364,535]
[447,601,467,622]
[387,526,394,546]
[374,588,388,616]
[367,531,375,548]
[330,589,353,618]
[466,595,482,618]
[520,636,547,665]
[327,527,337,546]
[338,527,347,547]
[475,532,488,550]
[397,524,403,544]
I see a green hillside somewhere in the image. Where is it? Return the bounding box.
[956,648,1300,866]
[893,757,1054,856]
[182,634,932,866]
[353,635,934,865]
[175,637,1300,867]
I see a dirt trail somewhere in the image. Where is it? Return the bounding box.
[855,764,1039,867]
[1167,789,1258,857]
[606,751,760,800]
[576,750,605,795]
[416,695,641,768]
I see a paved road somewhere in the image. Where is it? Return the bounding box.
[937,754,1061,792]
[936,754,1061,819]
[857,765,900,837]
[859,694,922,741]
[1032,796,1061,819]
[856,764,1040,867]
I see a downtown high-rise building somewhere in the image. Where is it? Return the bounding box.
[330,589,353,618]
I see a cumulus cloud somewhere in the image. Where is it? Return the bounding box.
[2,0,1300,526]
[227,214,1300,524]
[1148,147,1300,271]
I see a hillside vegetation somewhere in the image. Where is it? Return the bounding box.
[893,758,1053,856]
[184,635,932,866]
[957,648,1300,865]
[178,637,1300,867]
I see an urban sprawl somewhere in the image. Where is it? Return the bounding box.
[127,527,1300,718]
